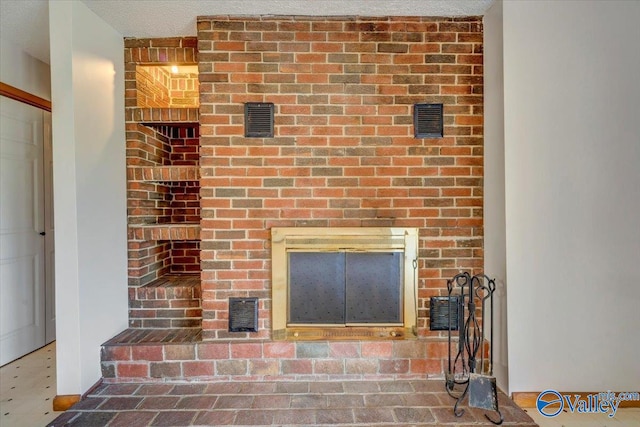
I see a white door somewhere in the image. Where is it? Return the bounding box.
[0,96,46,365]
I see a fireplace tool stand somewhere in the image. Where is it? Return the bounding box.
[445,272,503,425]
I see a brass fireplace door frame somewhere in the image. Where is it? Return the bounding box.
[271,227,419,340]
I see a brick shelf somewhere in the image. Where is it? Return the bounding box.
[126,107,198,124]
[104,328,202,345]
[134,274,200,297]
[129,275,202,329]
[128,166,199,182]
[128,223,200,241]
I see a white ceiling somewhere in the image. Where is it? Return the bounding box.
[0,0,494,65]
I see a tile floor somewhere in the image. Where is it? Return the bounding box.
[0,342,62,427]
[47,379,537,426]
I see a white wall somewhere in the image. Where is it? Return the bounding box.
[0,38,50,100]
[483,0,508,394]
[501,0,640,392]
[49,1,128,395]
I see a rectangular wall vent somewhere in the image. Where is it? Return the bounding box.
[429,296,460,331]
[414,103,443,138]
[229,298,258,332]
[245,102,274,137]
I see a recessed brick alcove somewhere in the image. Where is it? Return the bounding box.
[103,16,484,382]
[123,37,203,334]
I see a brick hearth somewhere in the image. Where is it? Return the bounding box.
[102,334,445,382]
[50,379,538,426]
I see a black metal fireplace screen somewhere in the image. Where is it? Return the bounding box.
[288,251,403,325]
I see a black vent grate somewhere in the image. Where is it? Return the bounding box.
[429,296,460,331]
[245,102,274,137]
[414,103,443,138]
[229,298,258,332]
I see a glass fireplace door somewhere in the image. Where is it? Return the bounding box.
[288,252,345,324]
[345,252,402,324]
[288,251,403,326]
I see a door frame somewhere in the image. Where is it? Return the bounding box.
[0,83,52,113]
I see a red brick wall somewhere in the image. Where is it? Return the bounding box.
[137,66,171,108]
[197,14,484,354]
[170,72,199,107]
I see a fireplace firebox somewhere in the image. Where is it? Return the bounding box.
[271,227,418,340]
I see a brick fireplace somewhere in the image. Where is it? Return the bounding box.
[197,15,483,376]
[105,15,484,382]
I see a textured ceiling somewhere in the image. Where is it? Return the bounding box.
[0,0,50,63]
[0,0,494,65]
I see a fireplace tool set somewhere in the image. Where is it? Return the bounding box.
[444,272,503,425]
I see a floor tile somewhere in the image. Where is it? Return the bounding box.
[234,409,274,425]
[67,411,116,426]
[70,397,105,410]
[252,394,290,408]
[204,382,243,394]
[365,393,405,407]
[327,394,364,408]
[432,405,480,424]
[137,396,180,410]
[273,408,317,425]
[193,410,236,426]
[99,396,143,410]
[99,384,141,396]
[403,392,441,407]
[310,381,344,393]
[274,381,309,394]
[134,384,174,396]
[353,407,396,423]
[315,408,354,424]
[1,342,61,427]
[175,395,216,410]
[107,411,157,427]
[57,377,640,426]
[393,406,436,423]
[149,410,198,426]
[213,394,254,409]
[168,383,207,395]
[290,393,327,408]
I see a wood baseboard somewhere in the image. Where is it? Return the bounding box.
[52,379,102,412]
[53,394,81,411]
[513,391,640,408]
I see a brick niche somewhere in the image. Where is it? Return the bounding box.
[124,38,203,329]
[136,65,200,108]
